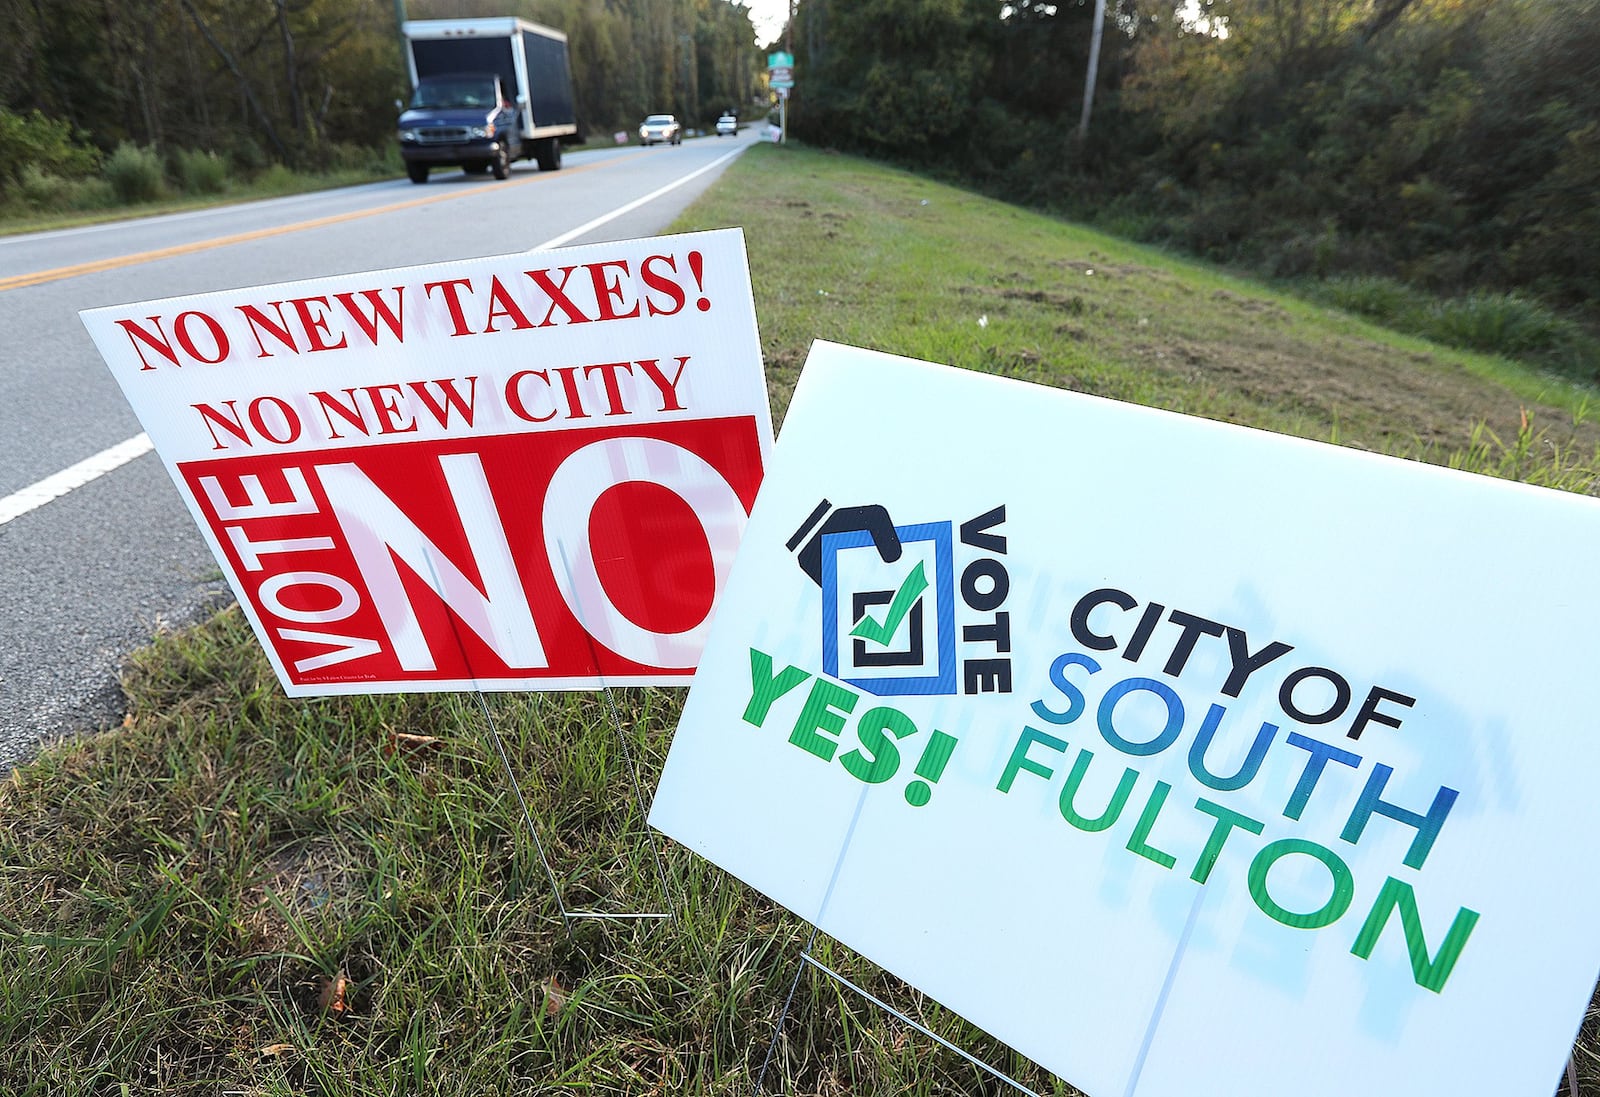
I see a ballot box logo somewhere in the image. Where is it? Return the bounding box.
[787,501,1012,697]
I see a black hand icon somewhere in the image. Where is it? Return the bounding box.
[786,499,903,586]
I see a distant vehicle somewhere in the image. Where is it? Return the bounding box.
[716,113,738,137]
[639,115,682,146]
[397,17,578,183]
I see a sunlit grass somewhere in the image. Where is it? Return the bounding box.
[678,146,1600,470]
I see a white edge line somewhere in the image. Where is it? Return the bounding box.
[531,145,746,251]
[5,145,744,527]
[0,433,153,527]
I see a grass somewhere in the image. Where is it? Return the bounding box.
[1305,274,1600,386]
[1,612,1055,1095]
[691,149,1600,482]
[5,143,1600,1095]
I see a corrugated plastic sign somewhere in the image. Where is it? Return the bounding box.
[81,229,772,695]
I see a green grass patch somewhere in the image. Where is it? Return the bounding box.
[0,609,1065,1095]
[1306,275,1600,386]
[4,144,1600,1095]
[686,146,1600,487]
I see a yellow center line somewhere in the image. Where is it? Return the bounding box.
[0,153,631,294]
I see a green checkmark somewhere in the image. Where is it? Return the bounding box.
[850,561,929,646]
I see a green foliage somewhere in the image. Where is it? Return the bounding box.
[1104,0,1600,324]
[102,142,168,204]
[784,0,1600,346]
[1308,276,1600,384]
[1320,275,1429,322]
[2,0,1593,342]
[13,164,61,208]
[0,149,399,234]
[1426,293,1566,357]
[173,148,228,195]
[226,135,272,175]
[792,0,1000,161]
[253,163,303,193]
[1502,120,1600,310]
[1430,410,1600,497]
[0,108,97,191]
[9,164,116,213]
[316,141,395,175]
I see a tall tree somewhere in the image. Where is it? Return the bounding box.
[791,0,997,160]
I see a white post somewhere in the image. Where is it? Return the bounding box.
[1078,0,1108,140]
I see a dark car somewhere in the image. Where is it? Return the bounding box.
[398,73,521,182]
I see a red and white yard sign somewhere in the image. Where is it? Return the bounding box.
[80,230,773,695]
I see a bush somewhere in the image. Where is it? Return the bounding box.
[1319,276,1428,326]
[16,164,64,210]
[0,108,98,192]
[13,164,116,212]
[1425,293,1567,357]
[1310,276,1600,384]
[1093,210,1163,243]
[62,176,116,211]
[103,142,168,203]
[228,136,270,174]
[318,142,392,174]
[253,163,300,192]
[173,148,228,195]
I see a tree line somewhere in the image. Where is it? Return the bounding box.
[787,0,1600,367]
[0,0,763,176]
[5,0,1594,371]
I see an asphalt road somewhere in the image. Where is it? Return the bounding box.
[0,130,754,769]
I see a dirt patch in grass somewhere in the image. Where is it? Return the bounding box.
[1136,323,1599,456]
[976,250,1598,459]
[243,839,364,952]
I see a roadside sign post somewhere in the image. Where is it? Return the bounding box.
[81,229,775,923]
[650,340,1600,1097]
[768,50,794,143]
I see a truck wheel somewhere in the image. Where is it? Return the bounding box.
[536,137,562,172]
[491,146,510,180]
[406,163,429,184]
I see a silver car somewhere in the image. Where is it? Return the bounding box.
[639,114,681,146]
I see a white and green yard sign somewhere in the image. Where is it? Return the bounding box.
[649,340,1600,1096]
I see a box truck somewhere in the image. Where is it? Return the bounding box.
[397,17,579,183]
